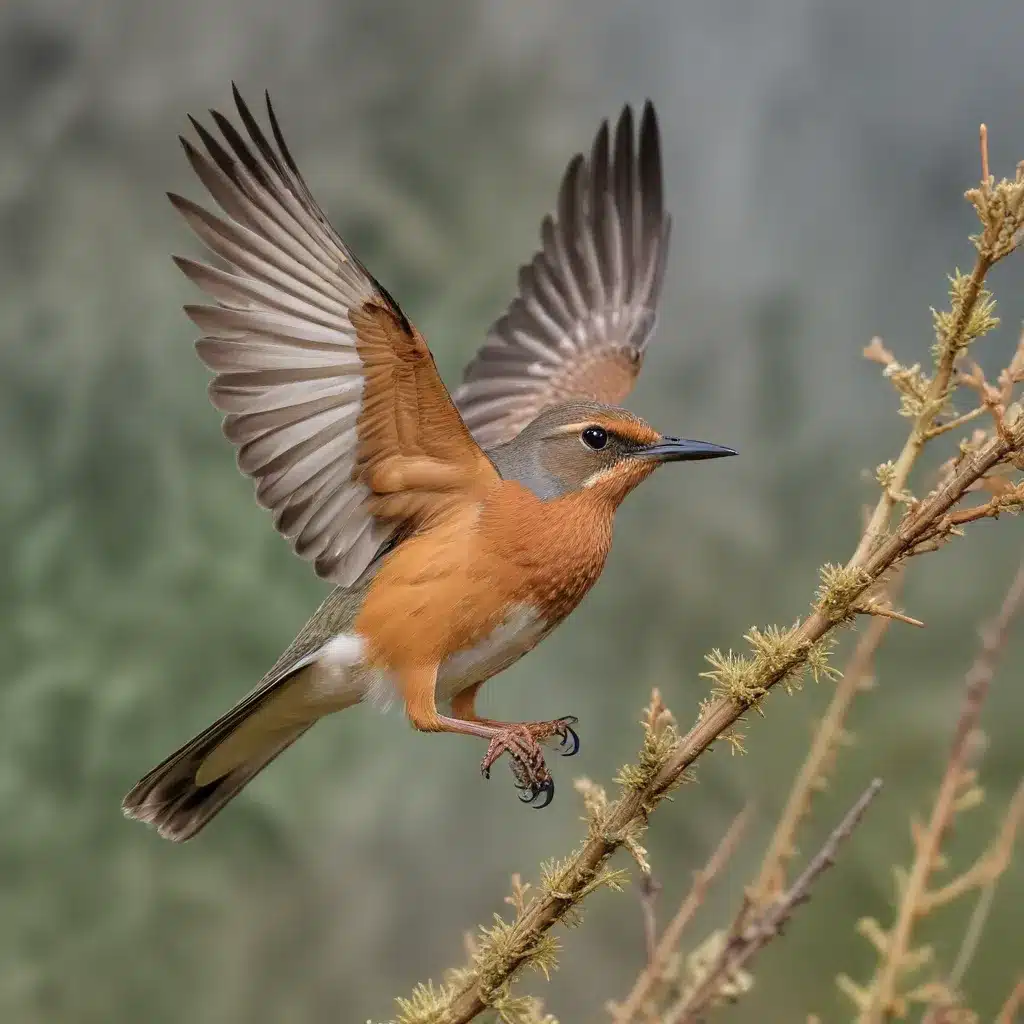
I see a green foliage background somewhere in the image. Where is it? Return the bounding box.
[0,1,1021,1021]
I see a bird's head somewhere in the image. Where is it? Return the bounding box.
[487,400,735,507]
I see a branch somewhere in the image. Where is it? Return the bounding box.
[609,806,752,1023]
[996,977,1024,1024]
[648,415,1024,800]
[388,124,1024,1024]
[404,413,1024,1024]
[916,779,1024,914]
[946,785,1021,991]
[665,780,884,1024]
[851,252,992,565]
[749,583,898,910]
[859,558,1024,1023]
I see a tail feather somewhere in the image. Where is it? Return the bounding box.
[123,637,365,842]
[123,722,313,842]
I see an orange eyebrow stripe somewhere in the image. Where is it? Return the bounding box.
[554,416,661,446]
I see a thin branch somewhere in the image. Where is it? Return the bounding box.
[638,873,662,969]
[853,601,925,628]
[610,806,752,1024]
[924,405,987,439]
[749,600,896,909]
[947,875,997,989]
[917,782,1024,1023]
[850,243,994,566]
[996,977,1024,1024]
[427,413,1024,1024]
[860,559,1024,1023]
[980,123,991,188]
[666,780,884,1024]
[943,786,1023,998]
[920,778,1023,917]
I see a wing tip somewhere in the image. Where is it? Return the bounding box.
[459,97,673,442]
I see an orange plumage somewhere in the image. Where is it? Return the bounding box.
[122,86,735,841]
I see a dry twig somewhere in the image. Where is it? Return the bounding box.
[749,587,898,910]
[851,559,1024,1023]
[609,806,752,1024]
[638,873,662,969]
[665,779,884,1024]
[996,977,1024,1024]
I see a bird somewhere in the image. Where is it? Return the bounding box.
[122,84,735,842]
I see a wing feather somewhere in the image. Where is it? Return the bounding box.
[454,101,671,449]
[173,85,493,584]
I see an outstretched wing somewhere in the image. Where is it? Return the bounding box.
[172,86,496,585]
[453,102,672,450]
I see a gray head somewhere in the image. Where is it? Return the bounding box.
[486,401,735,506]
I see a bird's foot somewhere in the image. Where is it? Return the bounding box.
[480,717,579,809]
[527,715,581,757]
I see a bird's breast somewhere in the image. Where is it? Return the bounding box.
[356,481,615,674]
[482,482,615,622]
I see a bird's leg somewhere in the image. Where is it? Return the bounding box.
[450,682,581,757]
[449,682,579,806]
[397,670,560,807]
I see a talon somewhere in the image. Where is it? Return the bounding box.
[517,776,554,808]
[557,722,580,757]
[534,715,581,756]
[529,777,555,809]
[479,721,567,807]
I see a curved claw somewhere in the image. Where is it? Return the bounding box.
[518,776,554,809]
[557,723,580,757]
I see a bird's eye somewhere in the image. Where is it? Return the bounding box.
[581,426,609,451]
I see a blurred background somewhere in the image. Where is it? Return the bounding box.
[1,1,1022,1021]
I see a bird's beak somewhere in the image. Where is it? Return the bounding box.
[632,437,738,463]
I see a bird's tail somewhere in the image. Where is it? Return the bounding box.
[122,657,360,842]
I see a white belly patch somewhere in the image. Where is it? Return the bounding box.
[435,604,547,704]
[330,606,548,713]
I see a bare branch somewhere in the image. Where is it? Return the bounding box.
[638,873,662,969]
[996,977,1024,1024]
[749,592,897,910]
[666,780,884,1024]
[860,559,1024,1023]
[609,806,752,1024]
[981,123,991,187]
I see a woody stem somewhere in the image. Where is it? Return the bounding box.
[849,249,992,567]
[442,415,1024,1023]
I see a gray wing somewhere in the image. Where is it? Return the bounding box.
[453,101,672,450]
[170,85,402,585]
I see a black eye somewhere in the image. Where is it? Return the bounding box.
[581,426,608,451]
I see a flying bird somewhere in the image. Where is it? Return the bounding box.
[122,85,735,841]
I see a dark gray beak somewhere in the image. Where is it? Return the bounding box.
[633,437,738,463]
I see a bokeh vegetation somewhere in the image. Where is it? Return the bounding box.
[1,2,1022,1022]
